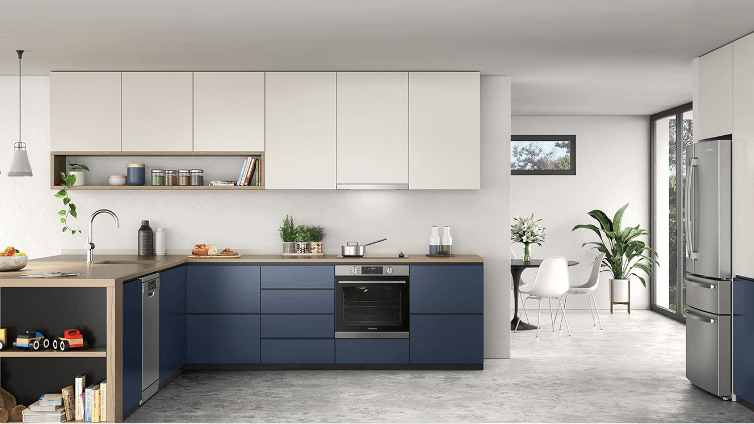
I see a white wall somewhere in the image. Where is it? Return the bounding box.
[511,116,650,310]
[0,75,512,358]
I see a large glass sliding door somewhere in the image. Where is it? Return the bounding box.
[651,103,692,322]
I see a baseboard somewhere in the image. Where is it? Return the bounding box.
[182,363,483,371]
[738,396,754,412]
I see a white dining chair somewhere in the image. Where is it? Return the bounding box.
[516,256,571,336]
[510,250,530,322]
[559,252,605,330]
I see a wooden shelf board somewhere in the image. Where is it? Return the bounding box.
[51,151,264,156]
[51,185,264,190]
[0,347,106,358]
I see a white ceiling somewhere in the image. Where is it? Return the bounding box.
[1,0,753,115]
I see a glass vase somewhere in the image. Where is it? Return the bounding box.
[523,243,531,263]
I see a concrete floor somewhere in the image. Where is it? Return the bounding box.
[126,310,754,422]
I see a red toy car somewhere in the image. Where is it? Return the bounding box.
[52,329,88,351]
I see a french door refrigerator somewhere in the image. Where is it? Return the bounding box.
[684,137,732,399]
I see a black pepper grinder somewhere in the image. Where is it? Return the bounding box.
[138,220,154,256]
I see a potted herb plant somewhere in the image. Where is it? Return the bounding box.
[572,203,658,303]
[278,215,296,253]
[294,225,310,254]
[309,226,325,254]
[511,213,545,262]
[54,162,90,234]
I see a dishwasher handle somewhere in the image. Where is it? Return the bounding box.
[141,273,160,294]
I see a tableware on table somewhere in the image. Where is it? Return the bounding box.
[0,255,28,272]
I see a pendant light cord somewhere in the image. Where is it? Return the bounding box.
[17,50,22,145]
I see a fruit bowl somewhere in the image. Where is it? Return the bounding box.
[0,255,28,272]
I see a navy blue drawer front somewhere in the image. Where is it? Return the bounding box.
[335,339,409,364]
[261,339,334,364]
[410,265,483,314]
[733,278,754,400]
[261,266,334,289]
[187,315,260,364]
[261,315,334,338]
[187,265,260,313]
[410,315,483,364]
[261,290,334,314]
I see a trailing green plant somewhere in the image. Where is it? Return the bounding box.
[279,215,296,242]
[572,203,658,287]
[293,225,310,243]
[53,161,90,234]
[309,226,325,243]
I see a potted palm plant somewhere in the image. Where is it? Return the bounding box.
[573,203,658,303]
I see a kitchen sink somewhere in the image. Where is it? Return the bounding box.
[93,260,160,265]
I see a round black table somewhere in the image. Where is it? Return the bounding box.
[511,259,579,330]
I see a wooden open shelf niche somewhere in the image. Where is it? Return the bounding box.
[51,151,265,190]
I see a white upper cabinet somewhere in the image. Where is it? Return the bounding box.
[337,72,408,186]
[265,72,337,189]
[408,72,480,189]
[50,72,122,152]
[193,72,265,152]
[121,72,193,152]
[696,44,733,141]
[734,33,754,139]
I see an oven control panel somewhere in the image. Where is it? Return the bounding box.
[335,265,410,276]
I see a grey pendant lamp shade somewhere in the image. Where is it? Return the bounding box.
[8,49,32,177]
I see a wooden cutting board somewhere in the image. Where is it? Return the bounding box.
[188,253,241,259]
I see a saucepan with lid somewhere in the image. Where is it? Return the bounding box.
[341,238,386,257]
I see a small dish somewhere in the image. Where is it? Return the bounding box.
[0,255,28,272]
[109,175,127,186]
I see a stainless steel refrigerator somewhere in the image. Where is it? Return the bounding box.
[684,137,732,399]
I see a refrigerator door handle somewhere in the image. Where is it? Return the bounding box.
[684,309,716,324]
[686,157,698,260]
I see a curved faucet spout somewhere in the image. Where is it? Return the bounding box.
[87,209,120,264]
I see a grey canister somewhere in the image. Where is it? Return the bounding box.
[138,220,154,256]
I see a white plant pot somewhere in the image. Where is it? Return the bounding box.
[70,171,86,186]
[611,279,630,303]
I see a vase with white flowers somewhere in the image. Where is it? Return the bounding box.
[511,214,546,263]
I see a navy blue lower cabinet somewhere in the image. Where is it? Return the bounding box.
[410,315,483,364]
[261,290,334,314]
[335,339,409,364]
[261,315,334,338]
[261,265,334,289]
[159,268,175,384]
[411,265,483,314]
[187,315,260,364]
[261,339,334,364]
[733,277,754,403]
[122,280,142,412]
[187,265,260,314]
[173,265,188,370]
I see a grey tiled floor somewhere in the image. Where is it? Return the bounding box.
[126,310,754,422]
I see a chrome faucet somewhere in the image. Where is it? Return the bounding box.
[87,209,120,263]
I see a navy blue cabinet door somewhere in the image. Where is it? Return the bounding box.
[261,266,334,288]
[187,315,260,364]
[123,280,142,412]
[174,265,187,370]
[187,265,260,313]
[159,268,175,384]
[335,339,409,364]
[733,277,754,401]
[410,315,483,364]
[261,339,334,364]
[261,290,334,314]
[261,315,334,338]
[411,265,483,314]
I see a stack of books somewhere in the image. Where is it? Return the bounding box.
[72,375,107,422]
[22,394,64,423]
[235,156,260,186]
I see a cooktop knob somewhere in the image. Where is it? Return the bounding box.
[349,267,355,274]
[386,266,393,274]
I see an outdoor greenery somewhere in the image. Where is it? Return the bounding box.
[511,141,571,171]
[53,161,90,234]
[667,118,693,311]
[572,203,658,287]
[279,215,295,242]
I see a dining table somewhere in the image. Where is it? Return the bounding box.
[511,258,579,330]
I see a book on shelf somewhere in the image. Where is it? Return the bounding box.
[61,386,74,421]
[236,157,249,186]
[100,380,107,422]
[92,384,101,423]
[36,394,62,407]
[22,409,65,423]
[210,181,236,186]
[84,383,99,423]
[28,401,63,412]
[240,156,253,186]
[238,156,252,186]
[245,157,256,186]
[74,375,86,421]
[255,157,260,186]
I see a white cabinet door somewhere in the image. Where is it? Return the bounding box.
[732,33,754,278]
[194,72,265,152]
[408,72,480,189]
[50,72,121,152]
[337,72,408,185]
[265,72,336,189]
[697,44,733,141]
[121,72,193,152]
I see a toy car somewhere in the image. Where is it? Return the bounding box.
[14,331,49,351]
[0,329,7,350]
[53,329,88,351]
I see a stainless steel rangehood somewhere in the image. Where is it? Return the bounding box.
[336,183,409,190]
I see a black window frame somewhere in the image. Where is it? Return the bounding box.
[510,135,577,175]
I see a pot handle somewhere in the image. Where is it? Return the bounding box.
[364,238,387,247]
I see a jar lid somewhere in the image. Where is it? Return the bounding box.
[190,169,204,173]
[165,170,177,174]
[151,169,165,173]
[178,169,190,173]
[127,163,145,168]
[108,175,127,178]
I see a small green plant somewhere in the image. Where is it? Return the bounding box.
[279,215,296,242]
[309,226,325,243]
[294,225,310,243]
[54,161,90,234]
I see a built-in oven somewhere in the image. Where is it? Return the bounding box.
[335,265,409,339]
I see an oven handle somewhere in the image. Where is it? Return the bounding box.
[338,280,406,284]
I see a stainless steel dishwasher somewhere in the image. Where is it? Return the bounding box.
[141,273,160,404]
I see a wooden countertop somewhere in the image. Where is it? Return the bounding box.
[0,254,483,287]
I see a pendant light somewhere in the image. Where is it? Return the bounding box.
[8,50,32,177]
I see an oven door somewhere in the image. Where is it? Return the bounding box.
[335,278,409,338]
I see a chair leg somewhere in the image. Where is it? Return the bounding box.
[559,293,570,330]
[590,292,603,330]
[536,298,542,337]
[560,298,571,336]
[588,293,596,327]
[515,296,529,333]
[521,294,530,323]
[548,298,555,332]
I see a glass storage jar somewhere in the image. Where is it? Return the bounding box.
[190,169,204,186]
[151,169,165,186]
[178,169,191,186]
[165,170,178,186]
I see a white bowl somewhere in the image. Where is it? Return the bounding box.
[0,255,28,272]
[109,175,127,186]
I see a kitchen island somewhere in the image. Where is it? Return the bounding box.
[0,254,483,422]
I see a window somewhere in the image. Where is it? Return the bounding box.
[510,135,576,175]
